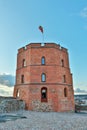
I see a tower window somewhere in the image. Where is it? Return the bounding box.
[61,59,64,67]
[22,59,26,67]
[64,88,67,97]
[41,73,46,82]
[21,75,24,83]
[41,87,47,102]
[63,75,66,83]
[16,89,20,98]
[41,57,45,65]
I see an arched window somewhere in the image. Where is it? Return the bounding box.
[64,88,67,97]
[21,75,24,83]
[41,73,46,82]
[41,87,47,102]
[16,89,20,98]
[61,59,64,67]
[63,75,66,83]
[41,57,45,65]
[22,59,26,67]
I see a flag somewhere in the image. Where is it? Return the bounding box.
[39,26,43,33]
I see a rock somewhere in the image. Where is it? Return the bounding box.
[0,96,25,113]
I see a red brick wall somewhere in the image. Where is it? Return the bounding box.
[13,43,75,112]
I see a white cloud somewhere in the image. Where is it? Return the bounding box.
[74,88,87,95]
[80,7,87,18]
[0,84,14,97]
[0,72,10,75]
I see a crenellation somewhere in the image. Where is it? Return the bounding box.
[30,43,41,47]
[18,47,25,53]
[61,47,68,53]
[18,43,68,54]
[26,44,30,49]
[45,43,60,49]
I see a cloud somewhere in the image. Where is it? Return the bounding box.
[80,7,87,18]
[0,73,15,87]
[0,84,14,97]
[74,88,87,93]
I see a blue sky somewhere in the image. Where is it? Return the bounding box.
[0,0,87,90]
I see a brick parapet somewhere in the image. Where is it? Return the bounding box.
[17,43,68,54]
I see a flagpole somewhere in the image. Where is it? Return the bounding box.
[39,26,44,46]
[42,32,44,43]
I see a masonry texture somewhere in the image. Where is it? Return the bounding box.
[0,97,25,113]
[13,43,75,112]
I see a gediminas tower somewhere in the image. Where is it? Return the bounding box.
[13,43,75,112]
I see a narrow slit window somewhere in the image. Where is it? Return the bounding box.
[22,59,26,67]
[64,88,67,97]
[63,75,66,83]
[61,59,64,67]
[41,57,45,65]
[41,73,46,82]
[16,89,20,98]
[21,75,24,83]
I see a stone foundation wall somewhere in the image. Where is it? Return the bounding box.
[0,97,25,113]
[32,100,53,112]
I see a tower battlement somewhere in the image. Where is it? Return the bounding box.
[18,43,68,53]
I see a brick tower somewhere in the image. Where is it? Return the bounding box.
[13,43,75,112]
